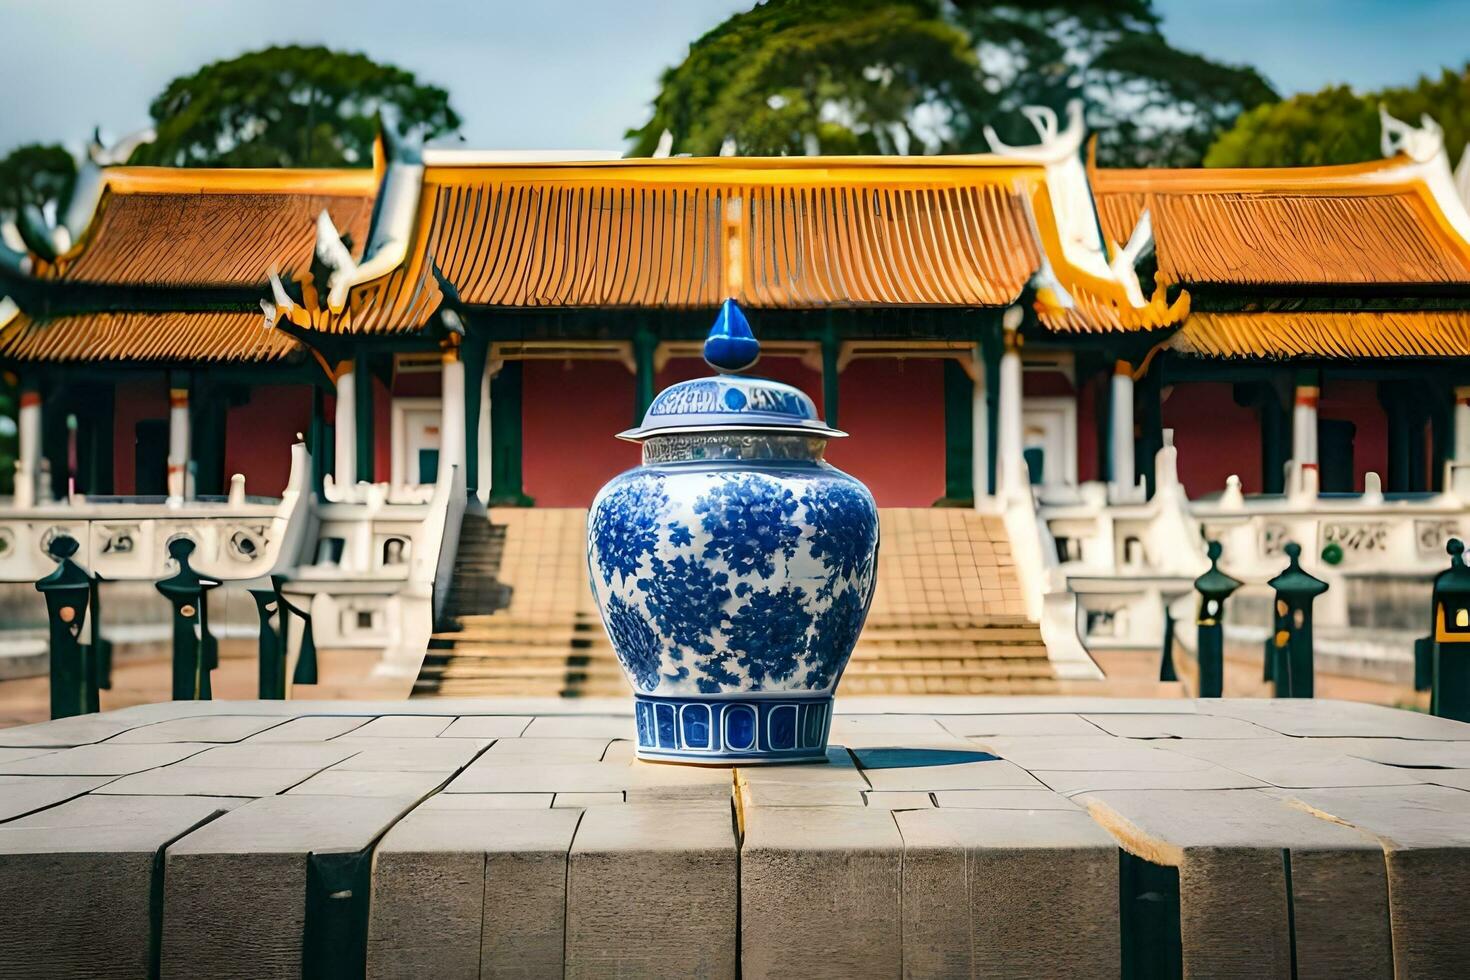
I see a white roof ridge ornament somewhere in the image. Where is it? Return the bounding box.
[652,130,675,158]
[1373,105,1470,251]
[1454,144,1470,211]
[987,99,1153,308]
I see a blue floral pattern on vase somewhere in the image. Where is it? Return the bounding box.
[588,463,878,700]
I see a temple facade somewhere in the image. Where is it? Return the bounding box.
[2,103,1467,693]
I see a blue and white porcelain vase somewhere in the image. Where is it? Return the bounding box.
[588,300,879,764]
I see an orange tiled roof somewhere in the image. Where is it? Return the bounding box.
[1092,160,1470,287]
[1166,310,1470,359]
[416,158,1044,309]
[31,168,377,287]
[0,309,299,362]
[274,249,443,335]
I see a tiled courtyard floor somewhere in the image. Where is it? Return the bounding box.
[2,697,1468,976]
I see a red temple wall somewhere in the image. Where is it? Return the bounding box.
[223,385,311,496]
[825,358,945,506]
[1074,374,1102,485]
[1318,379,1388,492]
[1162,382,1261,497]
[522,359,640,507]
[112,375,167,494]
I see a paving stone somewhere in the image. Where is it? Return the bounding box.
[738,781,866,808]
[421,792,554,809]
[932,789,1081,810]
[522,715,635,739]
[106,716,291,744]
[338,715,455,739]
[175,741,362,771]
[0,747,57,764]
[97,766,318,798]
[448,758,731,794]
[1269,785,1470,978]
[1307,737,1470,768]
[568,803,736,978]
[897,808,1119,979]
[829,730,978,749]
[0,715,142,748]
[829,714,950,735]
[625,782,737,804]
[554,792,624,807]
[860,756,1043,792]
[1082,789,1391,980]
[0,795,231,979]
[736,747,869,788]
[1161,740,1428,788]
[864,790,934,809]
[0,775,116,821]
[1033,765,1268,796]
[741,805,901,979]
[1080,713,1277,739]
[1201,700,1470,739]
[478,737,613,761]
[600,739,635,763]
[437,715,534,739]
[936,713,1107,737]
[246,717,371,741]
[287,768,447,799]
[367,804,582,980]
[978,738,1213,773]
[161,794,414,980]
[0,742,214,776]
[329,740,486,773]
[1425,769,1470,790]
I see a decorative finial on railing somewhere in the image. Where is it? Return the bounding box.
[703,298,760,374]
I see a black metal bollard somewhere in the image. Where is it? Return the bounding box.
[155,538,221,701]
[1193,541,1241,698]
[272,575,318,686]
[1266,542,1328,699]
[250,588,287,699]
[90,573,113,692]
[1428,538,1470,721]
[35,535,95,719]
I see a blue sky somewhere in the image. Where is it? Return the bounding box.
[1,0,1467,156]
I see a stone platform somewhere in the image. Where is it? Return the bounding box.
[2,698,1469,978]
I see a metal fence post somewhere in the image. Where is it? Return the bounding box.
[1266,542,1328,699]
[1193,541,1241,698]
[272,575,318,687]
[155,538,220,700]
[35,534,94,719]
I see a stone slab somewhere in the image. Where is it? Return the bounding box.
[741,805,902,979]
[421,792,554,809]
[1082,789,1391,980]
[1081,713,1277,739]
[477,736,613,761]
[567,803,737,978]
[0,795,232,979]
[1159,739,1428,788]
[174,741,362,770]
[1200,700,1470,739]
[97,766,318,798]
[437,715,534,739]
[860,756,1044,792]
[161,794,415,979]
[896,807,1119,979]
[105,715,291,744]
[936,713,1107,737]
[1033,765,1268,796]
[0,742,214,776]
[522,715,635,739]
[932,789,1081,810]
[0,715,143,748]
[245,716,371,741]
[328,740,486,772]
[339,715,455,739]
[286,768,447,799]
[448,758,731,794]
[0,747,57,764]
[737,780,866,808]
[554,792,625,807]
[367,802,582,980]
[978,738,1214,773]
[864,790,934,809]
[0,775,116,821]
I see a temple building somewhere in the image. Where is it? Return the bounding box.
[1,103,1466,697]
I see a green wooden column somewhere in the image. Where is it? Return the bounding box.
[634,327,658,424]
[488,359,533,506]
[1138,365,1164,498]
[190,378,227,497]
[1257,381,1288,495]
[820,327,840,428]
[308,384,333,496]
[41,381,69,501]
[462,333,489,501]
[941,359,974,505]
[354,350,375,484]
[980,327,1003,496]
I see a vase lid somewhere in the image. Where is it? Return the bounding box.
[618,300,845,442]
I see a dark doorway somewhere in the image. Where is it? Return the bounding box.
[134,419,169,496]
[1319,419,1356,493]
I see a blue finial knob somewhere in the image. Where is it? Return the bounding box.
[703,299,760,373]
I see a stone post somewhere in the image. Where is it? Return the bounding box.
[971,343,990,504]
[996,327,1026,498]
[16,381,40,507]
[1292,373,1319,494]
[166,377,192,502]
[438,347,466,485]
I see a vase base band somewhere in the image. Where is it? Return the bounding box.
[633,694,832,764]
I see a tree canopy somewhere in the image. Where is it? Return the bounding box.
[1205,66,1470,167]
[0,143,76,216]
[628,0,1275,166]
[133,45,460,168]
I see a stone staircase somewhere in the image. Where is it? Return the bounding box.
[415,507,1057,698]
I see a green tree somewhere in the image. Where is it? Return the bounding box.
[629,0,1275,166]
[0,143,76,215]
[134,45,460,168]
[1205,66,1470,168]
